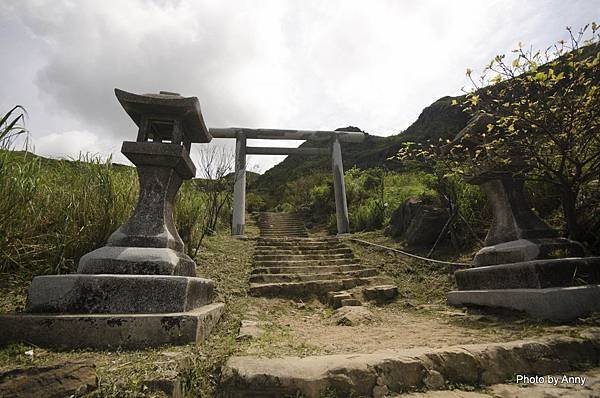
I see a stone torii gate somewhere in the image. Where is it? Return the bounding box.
[209,128,366,237]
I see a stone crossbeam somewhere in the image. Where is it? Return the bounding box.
[246,146,329,156]
[209,128,365,143]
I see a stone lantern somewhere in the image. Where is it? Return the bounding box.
[0,89,224,349]
[447,113,600,321]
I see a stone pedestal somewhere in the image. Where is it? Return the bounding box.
[450,255,600,318]
[0,89,224,349]
[469,171,583,266]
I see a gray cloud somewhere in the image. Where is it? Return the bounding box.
[1,0,598,172]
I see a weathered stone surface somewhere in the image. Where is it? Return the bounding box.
[0,303,224,349]
[26,274,214,314]
[473,238,585,267]
[257,212,308,238]
[402,373,600,398]
[77,246,196,276]
[424,370,445,390]
[386,198,448,246]
[114,88,211,144]
[250,278,376,299]
[448,285,600,321]
[220,332,600,397]
[0,361,97,398]
[455,257,600,290]
[333,306,373,325]
[469,172,560,246]
[237,320,265,340]
[77,91,204,276]
[327,291,352,308]
[363,285,399,302]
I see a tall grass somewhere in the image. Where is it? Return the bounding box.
[0,150,139,276]
[0,107,221,277]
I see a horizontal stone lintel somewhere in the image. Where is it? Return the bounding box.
[245,146,330,156]
[455,256,600,290]
[447,284,600,321]
[209,128,365,143]
[221,331,600,397]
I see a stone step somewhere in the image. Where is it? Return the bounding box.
[255,241,343,248]
[258,221,304,225]
[260,233,308,237]
[259,222,305,225]
[248,277,376,298]
[260,235,309,239]
[253,253,354,261]
[249,268,378,283]
[257,237,339,243]
[258,214,302,218]
[220,332,600,398]
[258,221,305,225]
[260,230,308,238]
[254,248,353,256]
[326,290,357,308]
[0,303,225,350]
[259,227,305,230]
[254,258,358,267]
[251,264,366,275]
[258,221,304,224]
[260,229,307,232]
[26,274,214,314]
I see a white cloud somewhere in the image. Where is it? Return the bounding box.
[1,0,598,173]
[34,130,125,162]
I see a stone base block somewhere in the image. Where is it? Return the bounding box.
[77,246,196,276]
[0,303,224,349]
[26,274,214,314]
[455,257,600,290]
[447,285,600,321]
[473,238,584,266]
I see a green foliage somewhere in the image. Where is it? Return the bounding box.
[350,197,385,231]
[174,180,206,257]
[0,150,139,275]
[252,99,470,208]
[383,171,437,220]
[460,24,600,242]
[397,23,600,249]
[277,166,437,234]
[0,106,223,275]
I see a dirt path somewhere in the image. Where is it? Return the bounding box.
[239,297,592,358]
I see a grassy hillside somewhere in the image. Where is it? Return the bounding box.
[251,95,470,205]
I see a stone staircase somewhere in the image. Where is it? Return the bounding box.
[249,212,390,300]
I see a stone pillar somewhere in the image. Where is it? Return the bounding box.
[331,136,350,234]
[232,132,247,238]
[0,89,225,349]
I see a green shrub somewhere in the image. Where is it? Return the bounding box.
[0,106,220,276]
[350,197,385,231]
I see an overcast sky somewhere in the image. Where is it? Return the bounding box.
[1,0,597,174]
